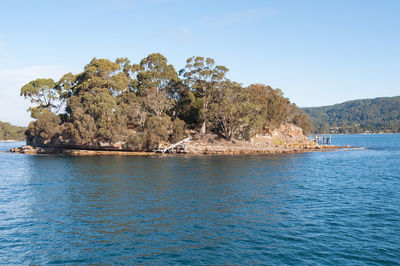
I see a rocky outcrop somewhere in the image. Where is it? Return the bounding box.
[158,123,337,155]
[10,145,60,154]
[10,145,160,156]
[26,134,128,151]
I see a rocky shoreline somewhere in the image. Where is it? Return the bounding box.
[9,144,343,156]
[9,123,351,156]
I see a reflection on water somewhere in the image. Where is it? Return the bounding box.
[1,135,400,264]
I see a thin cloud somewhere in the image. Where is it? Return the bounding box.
[0,65,66,126]
[203,8,279,26]
[175,26,194,43]
[102,0,176,10]
[106,0,137,9]
[0,40,21,69]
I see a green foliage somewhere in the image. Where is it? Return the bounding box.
[117,92,147,129]
[209,81,256,140]
[171,118,186,142]
[248,84,292,130]
[303,96,400,133]
[20,53,311,149]
[66,114,97,145]
[179,56,229,133]
[29,110,61,140]
[137,53,178,95]
[0,121,26,141]
[175,89,201,127]
[207,82,307,140]
[126,132,145,150]
[143,115,172,150]
[273,137,284,146]
[291,108,312,135]
[20,78,59,118]
[142,88,173,116]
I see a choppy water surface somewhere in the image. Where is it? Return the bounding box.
[1,134,400,264]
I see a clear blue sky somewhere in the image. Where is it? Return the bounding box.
[1,0,399,126]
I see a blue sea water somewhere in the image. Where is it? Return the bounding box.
[0,134,399,264]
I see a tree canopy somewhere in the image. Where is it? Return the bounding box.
[21,53,311,150]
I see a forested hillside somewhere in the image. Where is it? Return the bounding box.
[0,121,26,141]
[303,96,400,133]
[20,53,311,151]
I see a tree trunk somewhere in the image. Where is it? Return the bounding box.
[200,120,206,135]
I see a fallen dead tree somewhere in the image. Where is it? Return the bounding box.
[154,137,192,153]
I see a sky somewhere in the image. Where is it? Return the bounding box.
[0,0,399,126]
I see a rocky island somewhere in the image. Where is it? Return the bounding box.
[10,53,339,156]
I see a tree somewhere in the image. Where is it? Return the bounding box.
[63,114,97,145]
[117,91,148,129]
[64,58,135,141]
[209,81,258,140]
[142,87,173,116]
[20,78,59,118]
[56,73,77,100]
[19,54,314,149]
[143,115,172,150]
[116,57,139,93]
[179,56,228,134]
[171,118,186,142]
[76,58,131,95]
[291,108,312,135]
[27,110,61,140]
[175,87,201,127]
[137,53,179,95]
[247,84,292,131]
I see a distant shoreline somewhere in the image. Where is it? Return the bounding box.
[313,132,400,136]
[0,140,24,143]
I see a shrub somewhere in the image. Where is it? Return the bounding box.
[143,115,172,150]
[33,110,62,139]
[171,118,186,142]
[126,132,144,150]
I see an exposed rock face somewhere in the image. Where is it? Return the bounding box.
[251,123,310,146]
[9,145,161,156]
[171,123,319,154]
[26,134,127,151]
[271,123,310,144]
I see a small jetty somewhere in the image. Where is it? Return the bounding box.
[310,135,332,145]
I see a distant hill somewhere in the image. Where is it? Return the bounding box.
[0,121,26,141]
[302,96,400,134]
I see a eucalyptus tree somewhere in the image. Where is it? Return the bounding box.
[290,107,312,134]
[179,56,228,134]
[56,73,77,101]
[20,78,60,118]
[65,58,134,141]
[19,53,313,149]
[116,57,139,93]
[209,81,259,140]
[137,53,179,95]
[247,84,292,131]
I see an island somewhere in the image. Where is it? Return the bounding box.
[10,53,339,155]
